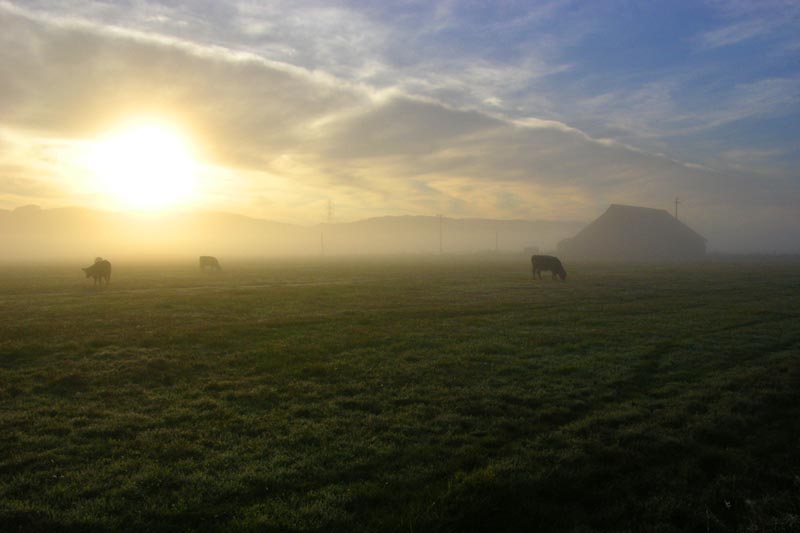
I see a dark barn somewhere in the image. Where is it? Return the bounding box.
[558,204,706,261]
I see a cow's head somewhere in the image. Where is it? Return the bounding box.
[82,267,91,278]
[558,269,567,281]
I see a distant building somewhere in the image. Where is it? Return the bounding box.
[557,204,706,261]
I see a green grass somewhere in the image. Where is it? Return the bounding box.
[1,257,799,531]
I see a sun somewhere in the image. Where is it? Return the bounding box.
[87,120,198,210]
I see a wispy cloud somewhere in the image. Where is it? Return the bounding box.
[0,175,61,198]
[698,0,800,49]
[0,1,798,250]
[699,19,783,49]
[571,75,800,143]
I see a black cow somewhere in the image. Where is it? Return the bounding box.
[531,255,567,281]
[83,259,112,286]
[199,256,222,271]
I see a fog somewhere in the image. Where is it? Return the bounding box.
[0,205,584,262]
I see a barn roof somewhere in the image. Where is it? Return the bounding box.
[558,204,707,260]
[578,204,705,242]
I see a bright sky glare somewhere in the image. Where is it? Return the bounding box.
[86,121,198,210]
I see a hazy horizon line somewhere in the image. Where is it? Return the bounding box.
[2,203,590,226]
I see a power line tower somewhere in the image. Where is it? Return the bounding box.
[438,214,443,255]
[319,199,333,258]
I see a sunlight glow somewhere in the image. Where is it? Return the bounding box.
[87,120,198,210]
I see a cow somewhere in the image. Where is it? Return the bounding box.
[531,255,567,281]
[83,259,112,286]
[199,256,222,272]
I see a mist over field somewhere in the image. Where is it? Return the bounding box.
[2,258,800,531]
[0,205,583,261]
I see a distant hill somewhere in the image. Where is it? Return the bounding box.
[0,206,584,260]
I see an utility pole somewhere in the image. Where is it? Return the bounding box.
[438,214,443,255]
[495,230,499,253]
[674,197,680,220]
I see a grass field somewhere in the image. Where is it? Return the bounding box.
[1,257,799,531]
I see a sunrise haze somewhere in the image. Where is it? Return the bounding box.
[1,1,798,253]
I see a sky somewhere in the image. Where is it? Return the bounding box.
[0,0,798,252]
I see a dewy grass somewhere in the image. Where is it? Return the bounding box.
[1,257,799,531]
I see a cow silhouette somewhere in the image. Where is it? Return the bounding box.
[83,259,112,286]
[531,255,567,281]
[199,256,222,271]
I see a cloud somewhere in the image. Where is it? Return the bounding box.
[0,175,61,198]
[3,7,369,155]
[700,19,778,49]
[698,0,800,49]
[0,3,798,251]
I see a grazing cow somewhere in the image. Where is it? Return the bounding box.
[531,255,567,281]
[199,255,222,271]
[83,259,112,286]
